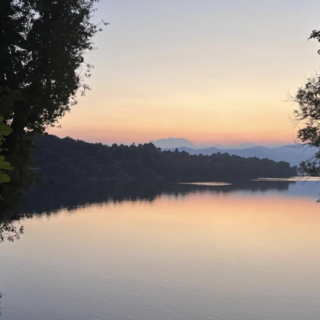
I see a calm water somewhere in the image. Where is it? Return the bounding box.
[1,180,320,320]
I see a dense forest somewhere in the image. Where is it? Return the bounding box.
[33,134,296,183]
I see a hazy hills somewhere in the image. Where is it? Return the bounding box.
[150,138,196,149]
[150,138,282,150]
[164,145,315,167]
[34,134,296,183]
[150,138,315,166]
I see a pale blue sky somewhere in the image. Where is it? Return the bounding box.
[50,0,320,145]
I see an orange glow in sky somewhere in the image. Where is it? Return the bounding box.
[48,1,320,146]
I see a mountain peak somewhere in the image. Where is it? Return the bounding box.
[150,138,195,149]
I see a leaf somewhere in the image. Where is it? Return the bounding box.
[0,161,13,170]
[4,86,12,94]
[0,173,11,183]
[0,123,13,136]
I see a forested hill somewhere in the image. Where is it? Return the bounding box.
[34,134,297,183]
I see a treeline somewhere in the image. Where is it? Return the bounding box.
[34,134,296,183]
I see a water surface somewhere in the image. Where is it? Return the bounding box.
[1,180,320,320]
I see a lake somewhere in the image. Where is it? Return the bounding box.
[1,179,320,320]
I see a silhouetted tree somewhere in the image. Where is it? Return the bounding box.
[33,134,296,183]
[0,114,13,194]
[0,0,106,205]
[293,29,320,175]
[1,0,105,133]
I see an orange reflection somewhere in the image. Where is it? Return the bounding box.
[28,192,320,265]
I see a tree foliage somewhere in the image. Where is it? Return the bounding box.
[0,88,24,243]
[0,0,105,208]
[293,30,320,175]
[0,220,24,243]
[0,0,104,134]
[34,134,296,183]
[0,85,35,214]
[0,87,17,199]
[0,116,13,188]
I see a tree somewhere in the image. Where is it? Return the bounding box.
[0,0,106,203]
[1,0,105,133]
[0,93,24,243]
[0,115,13,193]
[0,86,20,213]
[293,30,320,175]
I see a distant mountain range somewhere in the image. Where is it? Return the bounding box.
[150,138,196,149]
[150,138,282,150]
[150,138,316,166]
[164,145,317,167]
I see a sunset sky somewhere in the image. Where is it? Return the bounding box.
[49,0,320,146]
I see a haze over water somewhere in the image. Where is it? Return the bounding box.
[1,180,320,320]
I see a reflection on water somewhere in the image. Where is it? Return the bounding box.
[22,180,298,215]
[254,176,320,182]
[1,180,320,320]
[179,182,232,186]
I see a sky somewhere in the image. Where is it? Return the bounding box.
[49,0,320,146]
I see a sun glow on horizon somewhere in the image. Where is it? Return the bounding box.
[48,0,320,146]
